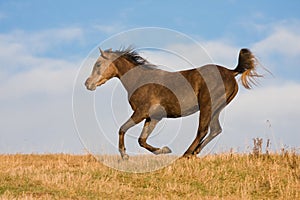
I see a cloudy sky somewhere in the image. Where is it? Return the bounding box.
[0,1,299,155]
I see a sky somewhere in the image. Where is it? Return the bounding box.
[0,0,300,155]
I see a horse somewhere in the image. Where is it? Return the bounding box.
[85,47,261,159]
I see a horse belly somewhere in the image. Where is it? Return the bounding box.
[163,89,199,118]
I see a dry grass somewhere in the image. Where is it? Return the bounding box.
[0,152,299,199]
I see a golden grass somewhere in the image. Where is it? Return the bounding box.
[95,154,177,173]
[0,152,299,199]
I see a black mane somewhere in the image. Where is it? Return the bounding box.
[122,48,149,66]
[107,47,154,67]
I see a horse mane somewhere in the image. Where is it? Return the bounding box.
[108,47,156,68]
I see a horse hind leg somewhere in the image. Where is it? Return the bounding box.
[182,103,211,158]
[193,86,238,155]
[138,118,172,155]
[193,112,222,155]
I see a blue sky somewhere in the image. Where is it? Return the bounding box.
[0,1,300,155]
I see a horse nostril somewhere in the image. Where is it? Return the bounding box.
[85,79,90,87]
[84,79,96,91]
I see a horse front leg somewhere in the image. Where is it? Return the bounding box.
[119,112,144,160]
[138,118,172,155]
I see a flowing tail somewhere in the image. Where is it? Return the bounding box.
[233,48,262,89]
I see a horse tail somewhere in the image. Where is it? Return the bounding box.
[233,48,262,89]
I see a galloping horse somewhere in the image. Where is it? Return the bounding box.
[85,47,261,159]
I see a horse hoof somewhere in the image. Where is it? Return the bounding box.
[161,146,172,154]
[121,154,129,160]
[154,146,172,155]
[181,154,196,159]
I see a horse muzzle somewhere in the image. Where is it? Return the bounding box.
[85,77,108,91]
[85,78,96,91]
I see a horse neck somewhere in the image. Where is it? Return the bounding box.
[114,58,138,78]
[114,58,143,93]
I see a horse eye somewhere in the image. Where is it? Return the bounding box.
[95,61,101,67]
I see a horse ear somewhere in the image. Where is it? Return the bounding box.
[99,48,104,56]
[99,48,109,59]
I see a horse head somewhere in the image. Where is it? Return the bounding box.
[85,48,118,91]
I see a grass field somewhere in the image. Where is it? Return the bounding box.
[0,152,299,199]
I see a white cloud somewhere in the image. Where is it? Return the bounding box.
[0,28,82,98]
[0,62,76,100]
[202,41,239,68]
[0,28,83,153]
[222,82,300,151]
[138,42,239,71]
[253,24,300,58]
[0,26,85,102]
[0,27,84,60]
[249,21,300,81]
